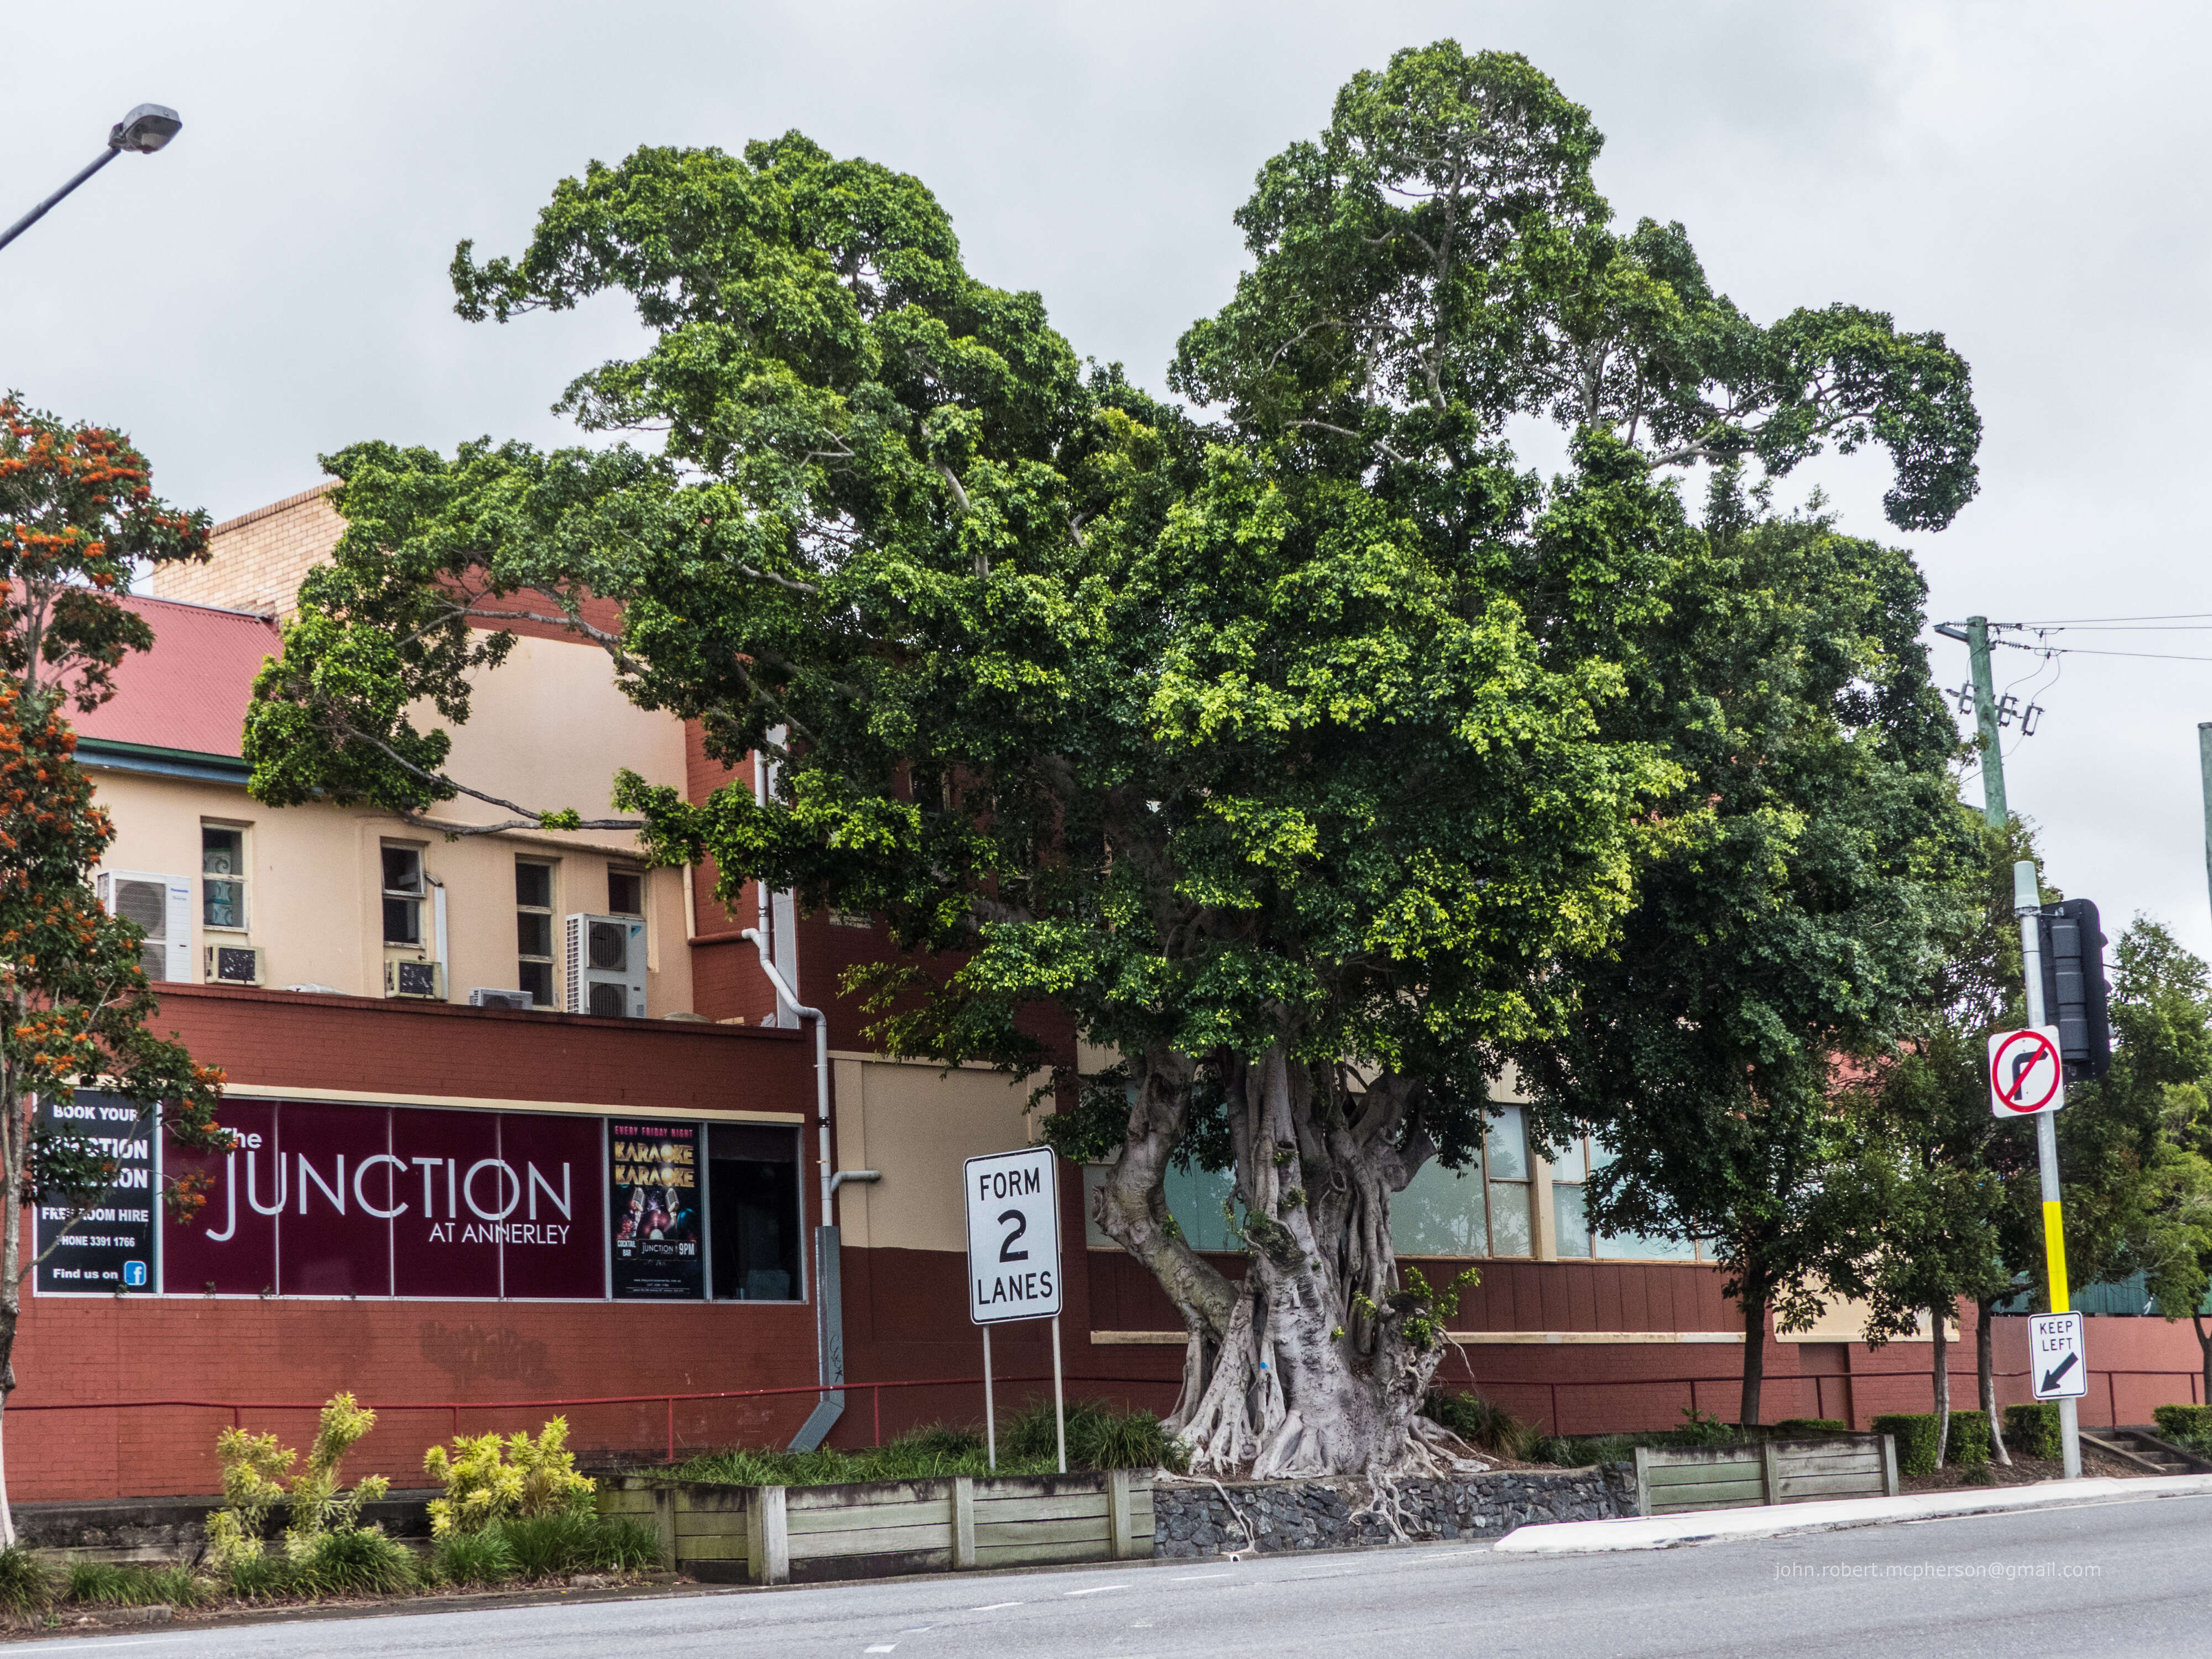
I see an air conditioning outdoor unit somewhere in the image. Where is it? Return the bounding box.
[204,944,266,987]
[468,988,534,1010]
[565,913,646,1019]
[385,959,445,1000]
[95,870,191,982]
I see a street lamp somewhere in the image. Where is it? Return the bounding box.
[0,103,183,255]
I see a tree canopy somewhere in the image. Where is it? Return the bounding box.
[242,43,1981,1473]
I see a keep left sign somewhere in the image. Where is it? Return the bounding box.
[965,1145,1062,1326]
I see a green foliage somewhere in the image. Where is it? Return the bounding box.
[1420,1390,1538,1460]
[1000,1398,1185,1472]
[498,1512,658,1578]
[1771,1419,1848,1437]
[0,1547,50,1612]
[1668,1406,1739,1447]
[290,1526,416,1597]
[222,1553,293,1601]
[1944,1410,1992,1469]
[424,1417,595,1537]
[676,1405,1180,1486]
[208,1393,391,1570]
[1873,1413,1942,1477]
[2004,1402,2061,1460]
[429,1528,519,1587]
[2153,1404,2212,1452]
[64,1561,209,1608]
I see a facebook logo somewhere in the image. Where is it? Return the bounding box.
[121,1261,148,1288]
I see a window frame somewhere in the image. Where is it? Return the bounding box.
[515,857,556,1007]
[380,843,427,948]
[607,867,645,917]
[200,823,249,934]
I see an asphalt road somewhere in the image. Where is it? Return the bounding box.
[28,1491,2212,1659]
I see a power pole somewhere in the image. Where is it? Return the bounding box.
[2198,724,2212,923]
[1934,615,2007,827]
[2015,859,2082,1480]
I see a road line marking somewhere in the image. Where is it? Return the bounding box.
[970,1600,1025,1610]
[1065,1584,1130,1595]
[865,1646,896,1653]
[1172,1571,1233,1580]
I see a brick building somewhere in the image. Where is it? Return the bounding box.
[11,486,2198,1503]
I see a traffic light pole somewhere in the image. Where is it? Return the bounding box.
[2015,860,2081,1480]
[1945,617,2079,1476]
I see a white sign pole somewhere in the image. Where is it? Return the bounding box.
[1051,1317,1067,1474]
[982,1324,997,1472]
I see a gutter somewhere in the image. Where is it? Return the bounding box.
[77,737,249,786]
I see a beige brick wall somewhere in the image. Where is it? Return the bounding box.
[151,482,342,617]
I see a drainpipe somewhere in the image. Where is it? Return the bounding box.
[743,927,846,1451]
[427,875,450,999]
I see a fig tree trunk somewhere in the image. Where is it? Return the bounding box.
[1979,1295,2008,1465]
[1091,1044,1463,1478]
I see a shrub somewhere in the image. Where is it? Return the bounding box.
[64,1561,208,1608]
[585,1516,661,1572]
[1664,1406,1739,1447]
[1945,1411,1991,1469]
[1002,1399,1184,1471]
[2153,1404,2212,1451]
[1873,1413,1940,1477]
[430,1528,519,1587]
[496,1512,660,1579]
[1772,1419,1848,1437]
[0,1546,50,1613]
[1538,1433,1640,1468]
[2006,1402,2061,1460]
[1421,1391,1540,1460]
[424,1418,595,1537]
[291,1527,415,1597]
[223,1553,293,1601]
[206,1392,390,1570]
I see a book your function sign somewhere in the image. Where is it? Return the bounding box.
[1988,1025,2067,1118]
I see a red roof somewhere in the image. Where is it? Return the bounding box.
[72,595,279,760]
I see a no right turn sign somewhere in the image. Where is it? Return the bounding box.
[1989,1026,2067,1118]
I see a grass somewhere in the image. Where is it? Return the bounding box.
[290,1528,417,1597]
[1421,1390,1541,1460]
[64,1560,211,1608]
[0,1546,49,1613]
[431,1512,661,1586]
[675,1400,1184,1488]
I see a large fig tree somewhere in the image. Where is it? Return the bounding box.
[243,44,1976,1474]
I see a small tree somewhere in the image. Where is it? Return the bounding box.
[0,396,228,1541]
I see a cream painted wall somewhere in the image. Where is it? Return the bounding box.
[89,769,694,1016]
[829,1052,1042,1254]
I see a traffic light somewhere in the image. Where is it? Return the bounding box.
[2039,898,2111,1082]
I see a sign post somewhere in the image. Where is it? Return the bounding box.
[965,1145,1064,1473]
[2013,861,2082,1479]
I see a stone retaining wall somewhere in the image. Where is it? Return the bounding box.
[1151,1467,1631,1557]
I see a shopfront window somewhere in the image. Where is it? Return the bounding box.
[709,1124,802,1301]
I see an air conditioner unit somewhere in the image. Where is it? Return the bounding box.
[204,943,266,987]
[385,958,445,1000]
[95,870,191,983]
[468,988,534,1010]
[566,912,646,1019]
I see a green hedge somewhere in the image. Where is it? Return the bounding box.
[2153,1404,2212,1450]
[1772,1418,1848,1436]
[2006,1402,2060,1460]
[1872,1413,1940,1477]
[1945,1410,1991,1469]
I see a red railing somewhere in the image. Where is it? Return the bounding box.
[7,1363,2202,1460]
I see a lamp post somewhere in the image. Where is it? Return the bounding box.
[0,104,182,256]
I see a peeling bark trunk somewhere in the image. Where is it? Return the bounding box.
[1931,1304,1951,1467]
[2195,1315,2212,1410]
[1091,1042,1457,1477]
[1979,1296,2009,1466]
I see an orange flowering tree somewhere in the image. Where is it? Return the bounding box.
[0,397,228,1542]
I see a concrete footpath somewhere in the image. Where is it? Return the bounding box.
[1496,1470,2212,1554]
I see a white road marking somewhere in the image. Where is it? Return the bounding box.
[1065,1584,1130,1595]
[865,1646,896,1653]
[1172,1571,1233,1580]
[969,1600,1025,1610]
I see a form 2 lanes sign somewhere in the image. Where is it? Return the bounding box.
[965,1145,1061,1326]
[1987,1026,2066,1118]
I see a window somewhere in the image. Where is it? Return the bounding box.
[608,868,644,916]
[1549,1138,1592,1259]
[709,1124,801,1300]
[202,827,246,931]
[1588,1140,1699,1260]
[1083,1162,1244,1251]
[516,859,555,1007]
[382,846,425,946]
[1484,1106,1533,1256]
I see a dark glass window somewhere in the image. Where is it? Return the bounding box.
[516,859,555,1006]
[381,846,423,945]
[608,868,644,916]
[710,1124,801,1301]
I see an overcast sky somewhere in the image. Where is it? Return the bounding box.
[4,1,2207,957]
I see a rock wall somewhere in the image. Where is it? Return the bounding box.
[1151,1466,1631,1557]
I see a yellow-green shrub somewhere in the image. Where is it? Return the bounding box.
[424,1418,594,1537]
[205,1393,392,1569]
